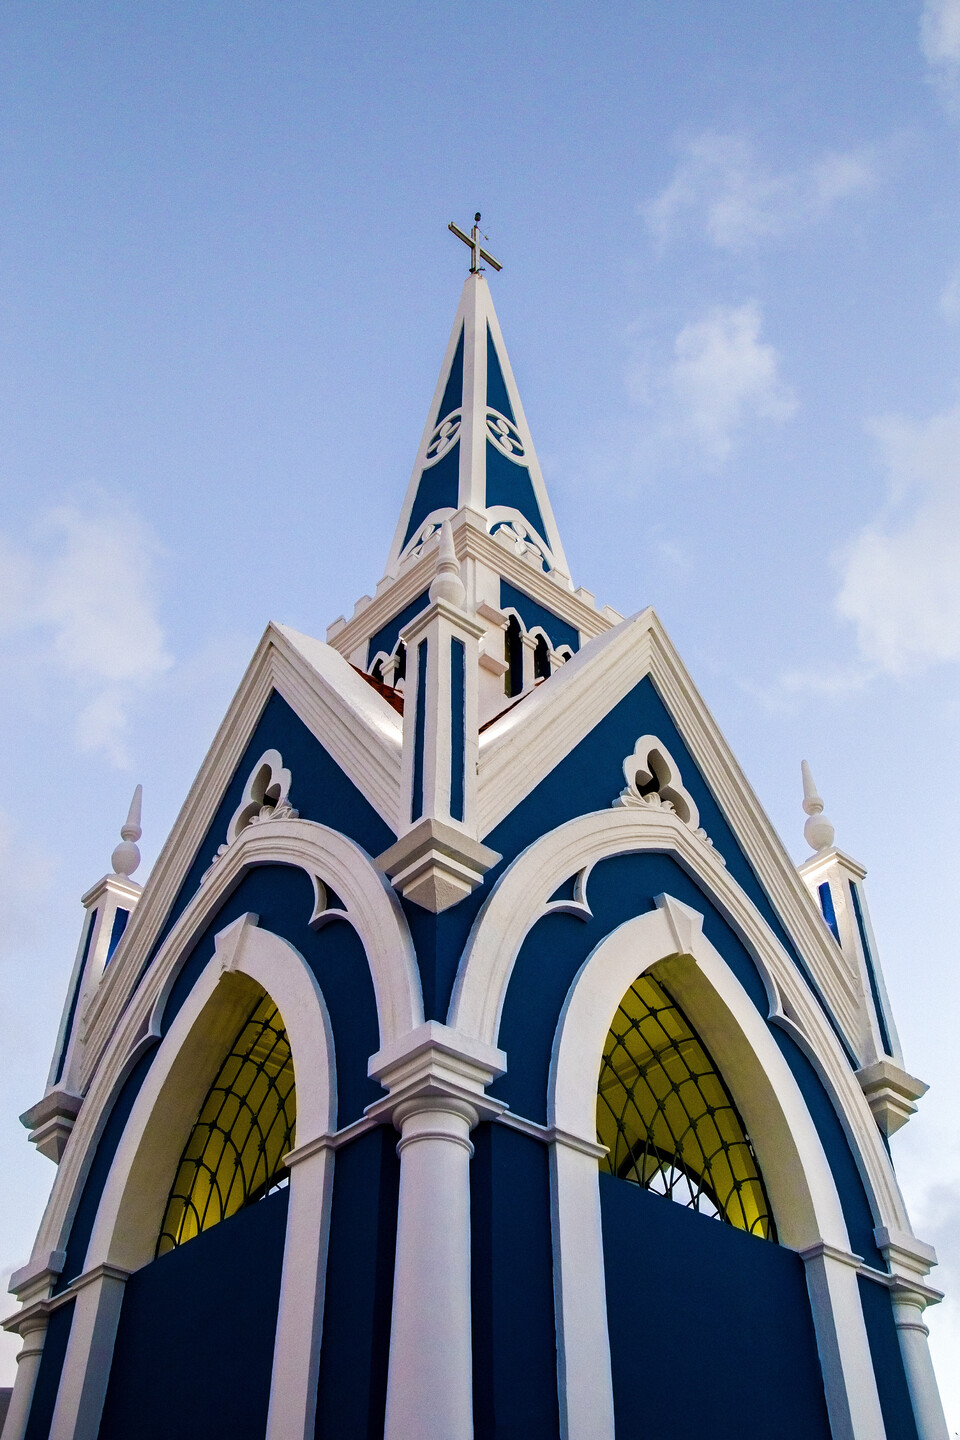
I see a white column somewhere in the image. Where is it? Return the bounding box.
[0,1313,48,1440]
[265,1140,336,1440]
[384,1095,478,1440]
[519,631,538,692]
[800,1245,886,1440]
[48,1266,129,1440]
[369,1021,506,1440]
[549,1136,615,1440]
[890,1286,949,1440]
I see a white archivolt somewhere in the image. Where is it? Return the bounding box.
[548,896,884,1440]
[6,818,423,1440]
[46,920,336,1440]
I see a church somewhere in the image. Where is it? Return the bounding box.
[2,218,949,1440]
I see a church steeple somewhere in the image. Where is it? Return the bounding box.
[385,224,570,582]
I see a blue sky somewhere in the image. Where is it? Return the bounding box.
[1,0,959,1417]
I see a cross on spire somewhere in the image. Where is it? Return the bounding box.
[448,212,502,273]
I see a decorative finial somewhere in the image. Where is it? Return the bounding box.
[801,761,835,853]
[448,213,502,274]
[111,784,143,878]
[429,519,467,608]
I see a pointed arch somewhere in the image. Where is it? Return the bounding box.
[547,896,885,1440]
[46,917,335,1440]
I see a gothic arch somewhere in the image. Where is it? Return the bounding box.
[547,897,885,1440]
[448,805,908,1239]
[29,817,421,1277]
[48,919,334,1440]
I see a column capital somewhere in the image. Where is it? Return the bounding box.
[368,1021,506,1123]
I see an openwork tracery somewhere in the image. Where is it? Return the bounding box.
[597,971,775,1239]
[156,994,296,1256]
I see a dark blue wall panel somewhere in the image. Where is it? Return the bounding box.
[98,1189,288,1440]
[601,1175,831,1440]
[315,1128,399,1440]
[163,865,382,1127]
[146,690,395,975]
[858,1275,920,1440]
[471,1124,560,1440]
[23,1300,74,1440]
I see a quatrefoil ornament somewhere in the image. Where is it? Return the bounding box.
[486,411,525,458]
[425,412,461,463]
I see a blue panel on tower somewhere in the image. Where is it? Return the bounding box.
[499,580,579,653]
[486,325,515,421]
[366,590,430,667]
[485,443,547,545]
[97,1190,288,1440]
[436,325,465,423]
[402,442,460,550]
[858,1275,921,1440]
[601,1175,831,1440]
[23,1299,74,1440]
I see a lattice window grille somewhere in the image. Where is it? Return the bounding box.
[597,972,775,1241]
[156,995,296,1257]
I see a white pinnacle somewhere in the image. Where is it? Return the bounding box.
[801,761,835,854]
[111,784,143,878]
[429,519,467,608]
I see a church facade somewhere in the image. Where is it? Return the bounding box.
[3,227,949,1440]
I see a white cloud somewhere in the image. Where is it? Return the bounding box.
[836,403,960,674]
[940,265,960,319]
[0,503,172,763]
[921,0,960,66]
[666,303,798,460]
[643,133,876,252]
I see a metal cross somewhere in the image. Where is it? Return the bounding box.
[448,212,502,273]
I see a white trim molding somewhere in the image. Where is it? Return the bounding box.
[8,816,423,1424]
[547,897,886,1440]
[448,805,910,1243]
[46,919,337,1440]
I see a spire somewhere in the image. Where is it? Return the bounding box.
[385,225,570,582]
[429,518,466,607]
[111,784,143,878]
[801,761,835,853]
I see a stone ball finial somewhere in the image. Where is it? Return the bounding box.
[112,784,143,878]
[801,760,835,853]
[429,519,467,608]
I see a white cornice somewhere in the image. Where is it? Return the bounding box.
[328,510,614,665]
[476,607,874,1060]
[79,625,403,1066]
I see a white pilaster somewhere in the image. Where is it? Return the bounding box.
[48,1265,129,1440]
[549,1136,615,1440]
[799,1245,886,1440]
[265,1140,336,1440]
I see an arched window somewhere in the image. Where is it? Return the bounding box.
[504,615,524,697]
[156,994,297,1257]
[533,633,551,680]
[597,971,775,1240]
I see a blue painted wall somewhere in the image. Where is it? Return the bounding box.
[471,1124,560,1440]
[402,442,460,548]
[98,1189,288,1440]
[499,580,579,654]
[601,1174,831,1440]
[858,1275,921,1440]
[143,689,396,982]
[315,1127,399,1440]
[366,590,429,668]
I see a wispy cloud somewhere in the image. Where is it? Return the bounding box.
[658,302,798,461]
[0,502,172,764]
[922,0,960,112]
[836,403,960,675]
[643,133,876,252]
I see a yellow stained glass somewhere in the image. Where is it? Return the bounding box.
[156,995,296,1257]
[597,972,775,1240]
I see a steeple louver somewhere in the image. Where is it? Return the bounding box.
[386,272,570,582]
